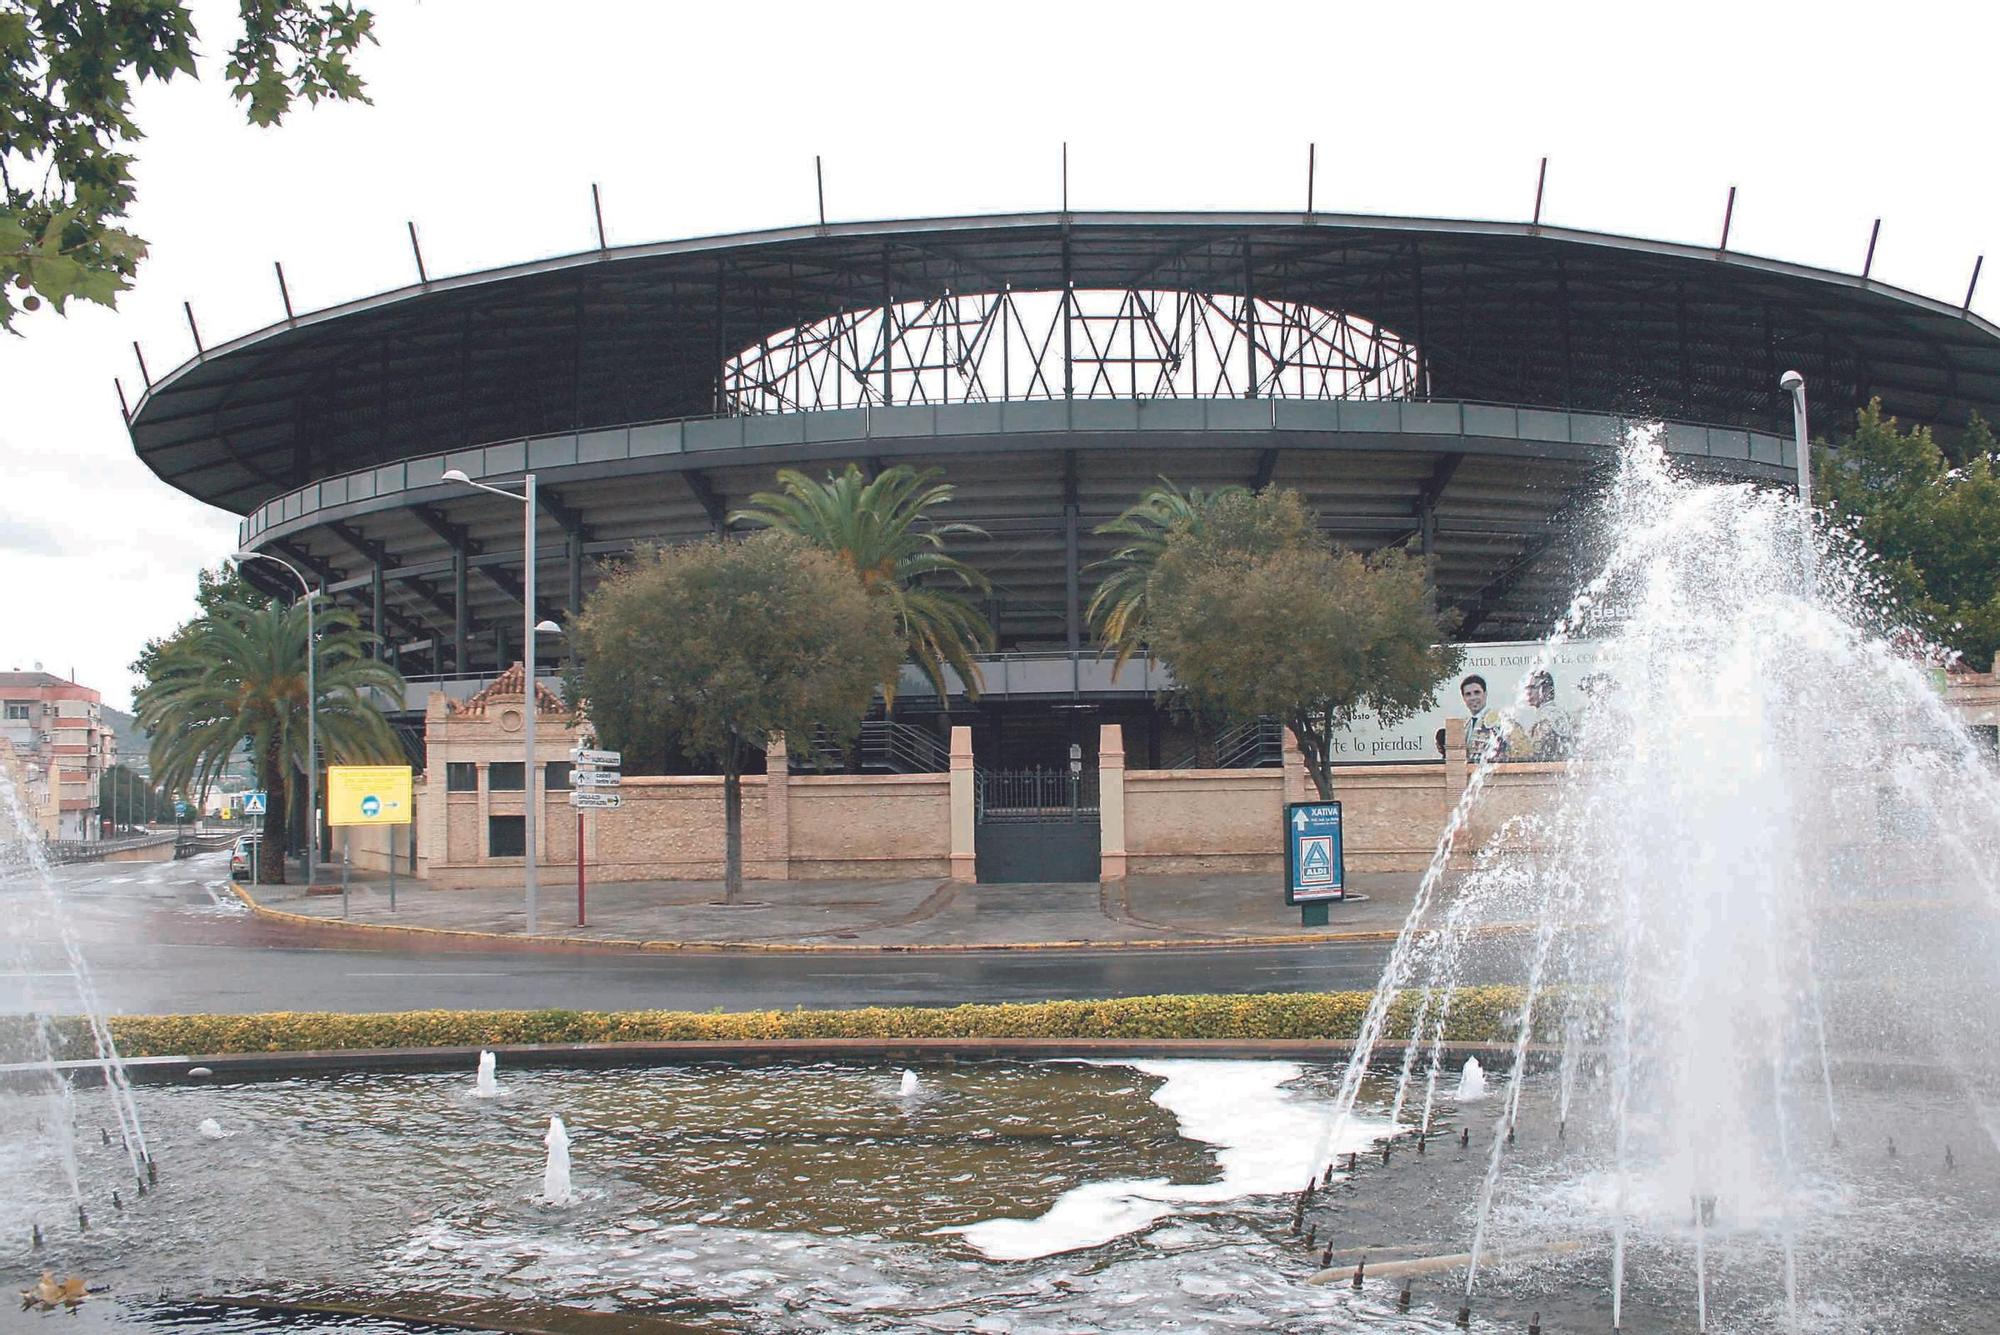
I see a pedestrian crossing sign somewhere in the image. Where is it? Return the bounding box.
[242,792,267,816]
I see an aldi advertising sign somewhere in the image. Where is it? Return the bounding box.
[1284,801,1346,904]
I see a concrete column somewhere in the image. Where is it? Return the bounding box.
[1098,723,1127,883]
[421,692,451,874]
[475,761,491,865]
[948,725,975,882]
[1282,727,1313,805]
[764,733,791,881]
[1445,716,1470,799]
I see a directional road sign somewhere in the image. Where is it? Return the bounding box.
[570,748,622,766]
[241,791,268,816]
[569,791,622,810]
[572,769,622,788]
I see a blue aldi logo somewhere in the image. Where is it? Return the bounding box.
[1285,802,1345,904]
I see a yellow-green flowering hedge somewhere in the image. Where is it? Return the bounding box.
[10,987,1547,1058]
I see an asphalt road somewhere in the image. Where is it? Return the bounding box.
[3,852,1421,1016]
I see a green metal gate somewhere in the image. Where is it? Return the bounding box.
[974,767,1101,883]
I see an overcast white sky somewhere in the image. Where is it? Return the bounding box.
[3,0,1997,708]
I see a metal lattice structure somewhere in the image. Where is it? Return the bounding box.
[122,211,2000,738]
[721,288,1419,414]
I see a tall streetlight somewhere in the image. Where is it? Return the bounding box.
[441,468,561,934]
[232,549,319,886]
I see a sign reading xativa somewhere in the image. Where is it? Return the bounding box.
[327,765,414,826]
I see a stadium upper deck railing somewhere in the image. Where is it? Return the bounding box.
[237,397,1794,548]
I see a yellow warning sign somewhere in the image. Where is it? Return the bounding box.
[327,765,414,826]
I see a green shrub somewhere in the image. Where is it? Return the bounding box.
[0,987,1561,1058]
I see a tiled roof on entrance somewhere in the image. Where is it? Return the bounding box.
[448,662,567,717]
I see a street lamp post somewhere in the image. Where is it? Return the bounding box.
[442,468,561,935]
[1780,370,1811,507]
[233,549,319,886]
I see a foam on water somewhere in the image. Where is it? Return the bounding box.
[943,1060,1388,1260]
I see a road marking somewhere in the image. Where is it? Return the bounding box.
[807,971,946,979]
[346,971,508,978]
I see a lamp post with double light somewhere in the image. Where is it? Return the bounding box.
[441,468,562,934]
[232,549,319,886]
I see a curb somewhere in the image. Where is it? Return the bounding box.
[48,1036,1551,1086]
[224,880,1433,954]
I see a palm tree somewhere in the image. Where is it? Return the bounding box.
[1087,480,1251,667]
[731,463,993,702]
[135,594,405,884]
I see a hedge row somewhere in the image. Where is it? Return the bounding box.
[1,987,1552,1059]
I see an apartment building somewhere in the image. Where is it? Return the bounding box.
[0,670,116,841]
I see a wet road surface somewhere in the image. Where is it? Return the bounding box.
[3,852,1424,1015]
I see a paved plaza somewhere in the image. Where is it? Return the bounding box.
[243,868,1424,948]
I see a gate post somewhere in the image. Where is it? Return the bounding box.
[948,725,975,882]
[1099,723,1127,882]
[764,733,791,880]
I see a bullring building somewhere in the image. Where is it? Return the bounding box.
[127,211,2000,772]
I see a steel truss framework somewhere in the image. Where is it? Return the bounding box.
[720,288,1420,414]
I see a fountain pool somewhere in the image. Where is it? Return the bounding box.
[6,1056,1998,1332]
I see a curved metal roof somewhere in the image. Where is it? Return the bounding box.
[129,210,2000,516]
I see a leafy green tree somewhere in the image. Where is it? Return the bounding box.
[133,591,403,883]
[571,533,902,901]
[1087,479,1251,668]
[98,762,168,827]
[2,0,376,331]
[731,463,992,702]
[1817,400,2000,670]
[1143,487,1462,800]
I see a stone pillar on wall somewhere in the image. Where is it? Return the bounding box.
[948,725,975,882]
[1282,726,1313,805]
[421,691,452,873]
[1099,723,1127,883]
[1444,716,1469,798]
[764,733,791,880]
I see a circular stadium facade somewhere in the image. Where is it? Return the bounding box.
[127,211,2000,766]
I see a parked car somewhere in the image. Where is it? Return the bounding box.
[229,834,263,878]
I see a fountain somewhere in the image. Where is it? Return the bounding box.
[541,1115,573,1206]
[472,1050,501,1098]
[897,1068,920,1099]
[1312,425,2000,1330]
[1453,1056,1487,1103]
[0,763,154,1241]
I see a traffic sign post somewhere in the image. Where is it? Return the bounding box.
[327,766,414,918]
[569,747,622,926]
[1283,801,1346,927]
[241,791,268,886]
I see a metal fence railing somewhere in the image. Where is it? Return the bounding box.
[975,768,1099,823]
[792,720,949,774]
[1171,718,1288,770]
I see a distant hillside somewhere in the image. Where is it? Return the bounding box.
[104,705,256,786]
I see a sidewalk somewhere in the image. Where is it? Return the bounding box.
[238,868,1427,951]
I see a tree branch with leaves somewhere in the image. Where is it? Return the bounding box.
[1,0,375,331]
